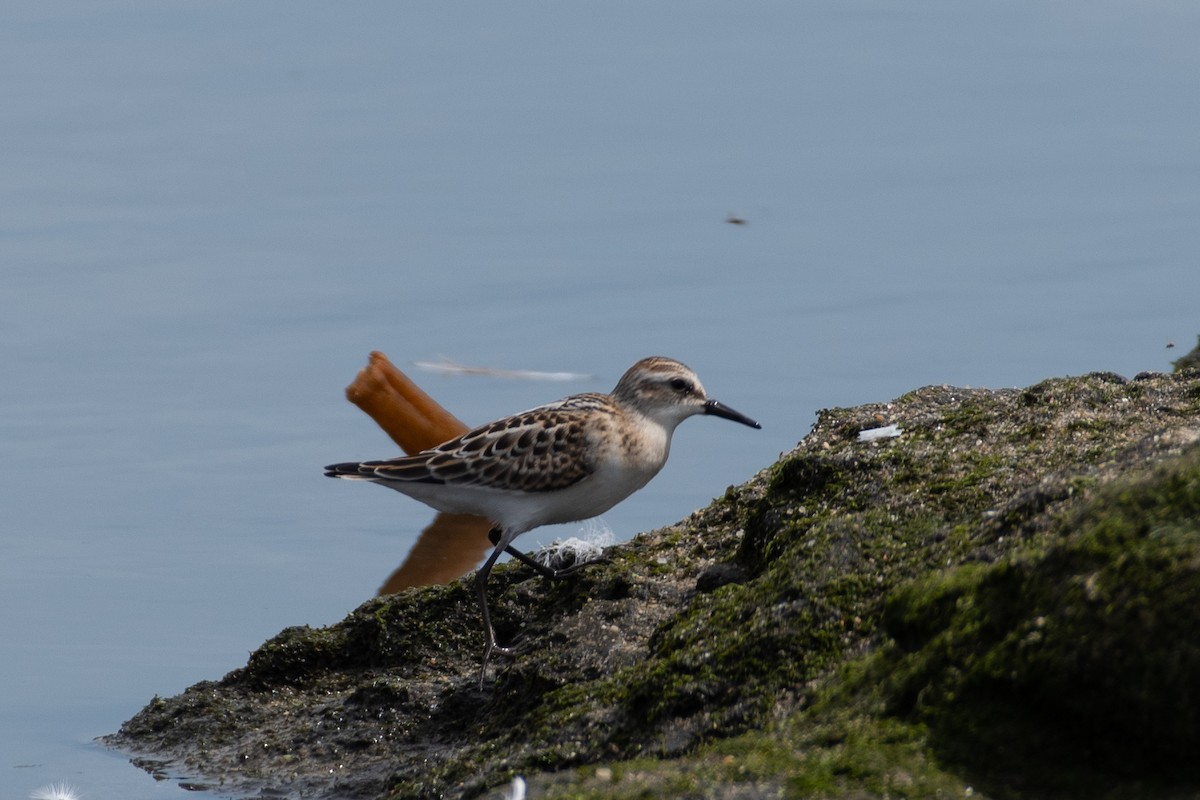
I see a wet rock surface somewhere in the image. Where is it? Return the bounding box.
[105,369,1200,799]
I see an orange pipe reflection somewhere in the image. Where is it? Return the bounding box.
[342,351,495,594]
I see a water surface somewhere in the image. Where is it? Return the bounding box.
[3,3,1198,797]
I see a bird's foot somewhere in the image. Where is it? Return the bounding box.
[546,554,611,578]
[504,545,609,580]
[478,638,518,689]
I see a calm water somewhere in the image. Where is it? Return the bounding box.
[3,3,1199,797]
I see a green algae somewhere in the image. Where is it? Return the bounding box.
[105,369,1200,799]
[871,448,1200,794]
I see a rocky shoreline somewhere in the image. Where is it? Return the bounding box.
[105,366,1200,799]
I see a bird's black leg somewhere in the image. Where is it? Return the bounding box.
[475,531,516,688]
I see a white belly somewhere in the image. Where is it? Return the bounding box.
[377,456,663,536]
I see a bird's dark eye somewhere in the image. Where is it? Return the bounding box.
[669,377,692,393]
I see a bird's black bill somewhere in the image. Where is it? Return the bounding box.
[703,399,762,429]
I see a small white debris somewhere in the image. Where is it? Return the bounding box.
[858,424,903,442]
[502,775,526,800]
[535,521,614,569]
[30,783,79,800]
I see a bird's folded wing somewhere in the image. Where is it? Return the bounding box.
[355,407,596,493]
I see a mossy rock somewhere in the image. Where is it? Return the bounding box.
[877,447,1200,793]
[103,370,1200,799]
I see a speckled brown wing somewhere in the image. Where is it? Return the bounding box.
[355,395,614,493]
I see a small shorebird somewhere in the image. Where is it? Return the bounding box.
[325,356,761,681]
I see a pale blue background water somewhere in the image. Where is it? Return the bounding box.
[3,3,1198,798]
